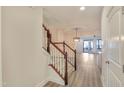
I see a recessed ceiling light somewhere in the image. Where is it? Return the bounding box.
[80,6,85,11]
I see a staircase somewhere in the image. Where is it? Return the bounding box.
[42,25,76,85]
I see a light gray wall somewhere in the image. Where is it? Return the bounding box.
[1,6,49,86]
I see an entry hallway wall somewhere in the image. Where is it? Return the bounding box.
[1,7,49,86]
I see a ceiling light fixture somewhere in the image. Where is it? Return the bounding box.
[80,6,85,11]
[74,37,80,42]
[73,27,80,42]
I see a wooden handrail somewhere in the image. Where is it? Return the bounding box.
[50,41,68,85]
[42,24,50,33]
[42,24,66,56]
[53,42,75,53]
[42,24,51,53]
[64,42,75,53]
[50,41,66,56]
[53,41,77,71]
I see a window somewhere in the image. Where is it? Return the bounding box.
[96,39,102,49]
[83,40,93,53]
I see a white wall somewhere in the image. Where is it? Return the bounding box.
[1,6,49,86]
[0,6,2,86]
[75,40,84,53]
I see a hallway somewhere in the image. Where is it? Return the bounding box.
[0,6,124,87]
[44,53,102,87]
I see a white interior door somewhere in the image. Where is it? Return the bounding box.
[106,7,124,87]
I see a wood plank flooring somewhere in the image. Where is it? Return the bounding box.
[44,53,102,87]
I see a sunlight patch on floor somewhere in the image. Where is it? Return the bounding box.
[81,53,94,63]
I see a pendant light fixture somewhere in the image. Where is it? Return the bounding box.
[73,27,80,42]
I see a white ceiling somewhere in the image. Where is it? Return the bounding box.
[43,6,103,32]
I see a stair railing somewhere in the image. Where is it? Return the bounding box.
[42,24,51,53]
[42,24,68,85]
[53,42,77,71]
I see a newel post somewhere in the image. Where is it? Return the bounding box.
[74,49,77,71]
[47,31,51,53]
[63,41,65,53]
[64,52,68,85]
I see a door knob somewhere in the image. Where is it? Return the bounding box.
[106,61,109,64]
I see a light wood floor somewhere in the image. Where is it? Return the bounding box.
[44,53,102,87]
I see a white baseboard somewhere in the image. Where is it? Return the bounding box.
[35,78,49,87]
[48,77,65,86]
[101,75,105,87]
[35,77,64,87]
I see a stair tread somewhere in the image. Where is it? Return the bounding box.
[44,81,64,87]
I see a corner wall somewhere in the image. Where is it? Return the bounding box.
[1,6,49,86]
